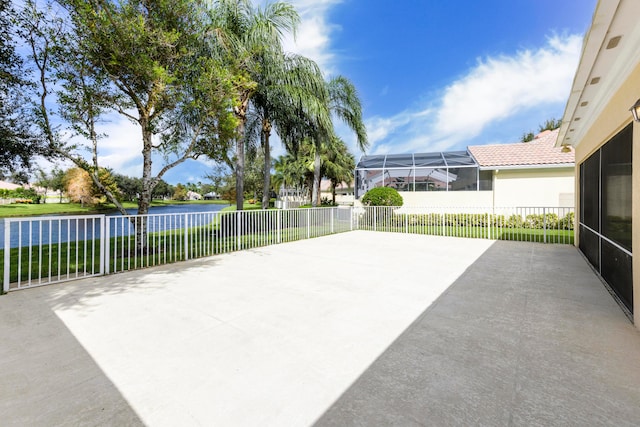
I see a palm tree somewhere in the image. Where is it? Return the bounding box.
[274,137,355,205]
[323,137,355,205]
[211,0,299,210]
[273,151,309,201]
[310,76,367,207]
[248,51,329,209]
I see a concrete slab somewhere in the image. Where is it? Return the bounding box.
[315,239,640,426]
[2,232,639,426]
[0,231,493,426]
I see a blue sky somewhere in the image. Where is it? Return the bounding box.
[77,0,598,184]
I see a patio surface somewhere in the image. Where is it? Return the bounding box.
[1,231,639,426]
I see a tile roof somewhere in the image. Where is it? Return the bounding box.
[468,129,574,168]
[0,180,21,190]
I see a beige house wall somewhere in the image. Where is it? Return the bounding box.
[395,168,574,210]
[573,60,640,325]
[493,168,575,207]
[398,191,493,208]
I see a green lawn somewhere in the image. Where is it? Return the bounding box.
[220,202,264,212]
[1,213,573,292]
[0,199,231,218]
[359,224,574,244]
[0,219,349,290]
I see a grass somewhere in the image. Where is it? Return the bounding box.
[0,199,231,218]
[0,218,351,289]
[0,211,573,292]
[360,224,574,244]
[221,202,264,212]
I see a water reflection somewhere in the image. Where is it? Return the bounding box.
[0,204,228,248]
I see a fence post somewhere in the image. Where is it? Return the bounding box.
[331,208,335,234]
[184,213,189,260]
[3,219,10,293]
[277,209,282,244]
[487,212,491,240]
[405,211,409,234]
[237,211,242,250]
[102,215,108,275]
[349,206,360,231]
[374,207,377,232]
[543,207,547,244]
[307,209,310,239]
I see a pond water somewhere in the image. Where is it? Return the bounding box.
[0,203,229,248]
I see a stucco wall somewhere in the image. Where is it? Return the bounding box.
[395,167,574,209]
[398,191,493,208]
[573,60,640,325]
[493,168,575,207]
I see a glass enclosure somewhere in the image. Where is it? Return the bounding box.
[355,150,492,197]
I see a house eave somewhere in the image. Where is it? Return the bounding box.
[479,163,575,171]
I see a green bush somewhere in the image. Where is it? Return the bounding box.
[377,211,575,231]
[558,212,574,230]
[361,187,403,207]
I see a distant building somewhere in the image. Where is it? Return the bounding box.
[203,192,220,200]
[186,191,202,201]
[355,129,573,209]
[0,180,22,190]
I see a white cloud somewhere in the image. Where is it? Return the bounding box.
[366,34,583,154]
[93,115,142,176]
[281,0,342,75]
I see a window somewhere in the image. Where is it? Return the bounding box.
[479,170,493,191]
[448,167,477,191]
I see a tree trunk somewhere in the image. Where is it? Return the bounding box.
[235,125,245,211]
[136,121,154,253]
[234,97,249,211]
[312,149,321,207]
[261,119,272,210]
[331,180,337,205]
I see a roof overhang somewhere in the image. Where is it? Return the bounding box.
[479,163,575,171]
[557,0,640,148]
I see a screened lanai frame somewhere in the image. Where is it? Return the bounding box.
[355,150,492,198]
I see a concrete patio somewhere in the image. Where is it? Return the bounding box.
[1,231,639,426]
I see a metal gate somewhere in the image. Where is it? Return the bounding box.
[2,215,106,292]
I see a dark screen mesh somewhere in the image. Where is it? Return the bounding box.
[579,225,600,271]
[601,239,633,312]
[601,123,632,251]
[581,151,600,231]
[479,171,493,191]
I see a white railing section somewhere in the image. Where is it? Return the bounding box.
[2,207,353,292]
[2,206,573,292]
[2,215,105,292]
[356,206,574,244]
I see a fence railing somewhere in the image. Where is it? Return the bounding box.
[355,206,574,244]
[2,207,353,292]
[1,206,573,292]
[2,215,106,291]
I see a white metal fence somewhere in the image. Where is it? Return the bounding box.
[1,206,573,292]
[2,207,353,292]
[2,215,106,291]
[355,206,575,244]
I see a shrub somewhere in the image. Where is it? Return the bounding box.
[361,187,403,207]
[523,213,558,229]
[558,212,575,230]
